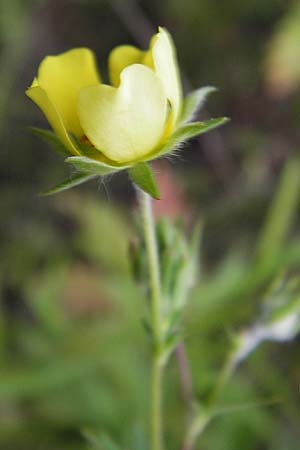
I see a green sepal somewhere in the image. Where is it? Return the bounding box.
[40,172,97,196]
[129,162,160,199]
[180,86,217,124]
[156,117,229,158]
[65,156,123,175]
[28,127,70,156]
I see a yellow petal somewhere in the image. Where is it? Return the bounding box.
[34,47,100,136]
[26,83,80,155]
[78,64,167,163]
[109,45,145,86]
[151,27,182,128]
[108,28,182,133]
[109,45,155,88]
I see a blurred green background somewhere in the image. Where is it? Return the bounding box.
[1,0,300,449]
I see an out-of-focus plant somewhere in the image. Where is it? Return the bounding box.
[180,156,300,449]
[130,217,201,365]
[265,2,300,96]
[182,268,300,450]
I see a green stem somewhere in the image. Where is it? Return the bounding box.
[183,413,210,450]
[138,189,164,450]
[182,351,237,450]
[139,189,161,343]
[151,356,163,450]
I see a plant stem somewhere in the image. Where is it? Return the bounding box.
[181,350,237,450]
[151,356,163,450]
[138,189,164,450]
[182,412,210,450]
[139,190,161,344]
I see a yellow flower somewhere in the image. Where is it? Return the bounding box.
[26,27,227,196]
[27,28,181,164]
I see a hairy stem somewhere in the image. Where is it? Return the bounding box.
[138,189,164,450]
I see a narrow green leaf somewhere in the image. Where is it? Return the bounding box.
[189,220,203,282]
[129,162,160,199]
[174,118,229,141]
[0,350,104,398]
[28,127,70,156]
[82,431,123,450]
[81,428,103,450]
[40,173,97,196]
[255,156,300,268]
[156,117,229,158]
[213,397,281,417]
[65,156,123,175]
[180,86,217,124]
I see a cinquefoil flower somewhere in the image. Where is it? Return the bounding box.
[26,27,227,197]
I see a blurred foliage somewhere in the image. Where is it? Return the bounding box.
[265,1,300,97]
[1,0,300,449]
